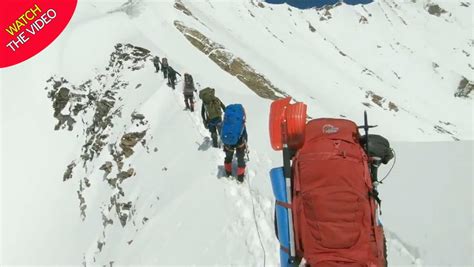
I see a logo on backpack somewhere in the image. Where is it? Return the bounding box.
[322,124,339,134]
[269,98,392,267]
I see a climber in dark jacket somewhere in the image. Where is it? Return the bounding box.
[167,66,180,89]
[161,58,169,78]
[152,56,160,72]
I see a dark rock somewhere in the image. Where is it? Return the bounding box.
[455,77,473,98]
[63,161,76,181]
[426,4,447,16]
[388,102,399,112]
[117,168,135,181]
[52,87,70,117]
[120,131,147,157]
[100,161,113,175]
[359,16,368,24]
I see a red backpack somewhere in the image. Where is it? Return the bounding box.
[291,118,386,267]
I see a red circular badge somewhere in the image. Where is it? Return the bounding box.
[0,0,77,68]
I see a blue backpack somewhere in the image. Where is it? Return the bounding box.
[221,104,246,145]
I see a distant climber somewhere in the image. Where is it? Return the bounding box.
[221,104,248,183]
[199,87,226,148]
[152,56,160,72]
[183,73,196,111]
[167,66,180,90]
[161,57,169,78]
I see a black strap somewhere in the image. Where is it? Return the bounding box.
[369,189,382,213]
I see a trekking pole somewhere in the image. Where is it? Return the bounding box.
[359,111,378,183]
[281,119,297,266]
[360,111,383,212]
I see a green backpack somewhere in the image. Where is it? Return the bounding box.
[199,87,222,120]
[199,87,215,103]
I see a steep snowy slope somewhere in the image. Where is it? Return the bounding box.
[1,0,472,266]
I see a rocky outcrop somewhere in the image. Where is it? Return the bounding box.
[174,0,192,16]
[426,3,447,17]
[46,43,155,256]
[365,90,399,112]
[308,21,316,32]
[174,21,288,100]
[454,77,473,98]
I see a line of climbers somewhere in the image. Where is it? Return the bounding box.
[152,56,248,183]
[152,55,396,266]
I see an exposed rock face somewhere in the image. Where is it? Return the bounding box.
[120,131,147,158]
[426,3,447,16]
[455,77,473,98]
[365,90,399,112]
[63,161,76,181]
[359,16,368,24]
[174,21,288,100]
[45,43,154,256]
[174,0,192,16]
[46,44,150,133]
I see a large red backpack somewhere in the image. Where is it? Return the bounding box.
[291,118,386,267]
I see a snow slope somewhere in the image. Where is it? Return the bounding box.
[1,0,472,266]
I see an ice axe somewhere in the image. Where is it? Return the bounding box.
[358,111,380,182]
[269,97,307,266]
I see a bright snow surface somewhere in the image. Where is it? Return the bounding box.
[1,0,472,266]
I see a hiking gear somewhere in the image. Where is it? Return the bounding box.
[269,99,389,267]
[184,95,194,112]
[224,163,232,176]
[161,57,168,66]
[221,104,246,146]
[237,167,245,177]
[207,117,222,148]
[224,145,246,167]
[224,145,247,177]
[269,97,307,265]
[361,134,393,165]
[199,87,215,104]
[183,73,195,93]
[270,167,292,266]
[199,88,225,123]
[291,118,386,267]
[361,133,394,185]
[237,174,244,183]
[269,97,307,151]
[379,149,396,184]
[201,99,225,122]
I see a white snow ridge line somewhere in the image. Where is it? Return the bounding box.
[385,229,423,267]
